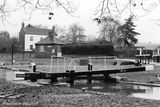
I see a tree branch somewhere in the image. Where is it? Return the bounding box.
[0,0,76,21]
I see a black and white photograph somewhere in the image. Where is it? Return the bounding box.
[1,0,160,106]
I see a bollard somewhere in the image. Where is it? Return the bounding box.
[0,62,4,66]
[70,70,75,84]
[82,88,86,92]
[66,70,75,85]
[88,62,92,83]
[88,63,93,71]
[31,63,36,72]
[104,73,110,81]
[158,56,160,63]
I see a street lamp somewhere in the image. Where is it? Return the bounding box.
[9,44,17,65]
[11,44,14,65]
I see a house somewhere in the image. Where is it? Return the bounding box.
[35,29,64,58]
[19,23,55,52]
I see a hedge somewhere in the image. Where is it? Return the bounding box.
[114,48,137,58]
[61,44,114,56]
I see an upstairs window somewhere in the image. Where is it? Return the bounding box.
[30,36,33,41]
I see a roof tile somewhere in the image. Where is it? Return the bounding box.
[25,27,51,35]
[36,36,65,45]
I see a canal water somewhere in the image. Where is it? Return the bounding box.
[1,69,160,100]
[72,80,160,100]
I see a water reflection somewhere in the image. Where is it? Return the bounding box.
[0,69,6,79]
[132,85,160,100]
[73,80,144,95]
[72,80,160,100]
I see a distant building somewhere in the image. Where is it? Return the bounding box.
[19,23,54,52]
[35,29,64,58]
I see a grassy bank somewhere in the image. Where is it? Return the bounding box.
[0,79,160,107]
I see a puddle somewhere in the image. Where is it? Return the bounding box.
[72,80,160,100]
[131,85,160,100]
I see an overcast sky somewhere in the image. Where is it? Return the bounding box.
[0,0,160,44]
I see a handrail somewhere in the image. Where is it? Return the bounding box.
[50,55,118,72]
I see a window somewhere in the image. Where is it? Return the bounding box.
[52,49,55,53]
[30,45,33,50]
[39,45,45,52]
[48,45,52,48]
[30,36,33,41]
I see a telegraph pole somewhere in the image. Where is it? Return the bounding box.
[11,44,14,65]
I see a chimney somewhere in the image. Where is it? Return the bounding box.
[52,26,57,36]
[21,22,25,28]
[49,31,53,40]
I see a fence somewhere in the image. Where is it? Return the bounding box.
[49,55,117,73]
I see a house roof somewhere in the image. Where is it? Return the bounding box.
[35,36,65,45]
[25,27,51,35]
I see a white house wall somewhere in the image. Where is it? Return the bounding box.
[25,34,47,51]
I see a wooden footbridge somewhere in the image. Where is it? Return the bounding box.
[24,56,146,84]
[25,66,145,84]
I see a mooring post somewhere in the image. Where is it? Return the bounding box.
[11,44,14,65]
[31,63,36,72]
[69,70,75,85]
[104,73,110,81]
[50,76,58,83]
[87,73,92,83]
[88,63,93,71]
[104,73,117,82]
[88,57,92,83]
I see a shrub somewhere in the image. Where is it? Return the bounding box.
[61,44,114,56]
[114,48,137,58]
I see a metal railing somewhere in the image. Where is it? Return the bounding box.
[50,55,117,72]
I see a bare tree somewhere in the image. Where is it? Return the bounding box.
[97,16,121,44]
[67,23,86,44]
[0,0,77,21]
[0,31,10,52]
[94,0,160,19]
[54,25,67,37]
[55,26,68,42]
[1,0,160,22]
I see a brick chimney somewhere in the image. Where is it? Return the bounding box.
[48,26,57,40]
[49,31,53,40]
[21,22,25,28]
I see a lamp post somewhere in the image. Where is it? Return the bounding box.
[10,44,17,65]
[11,44,14,65]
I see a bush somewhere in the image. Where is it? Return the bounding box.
[115,48,137,58]
[61,44,114,56]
